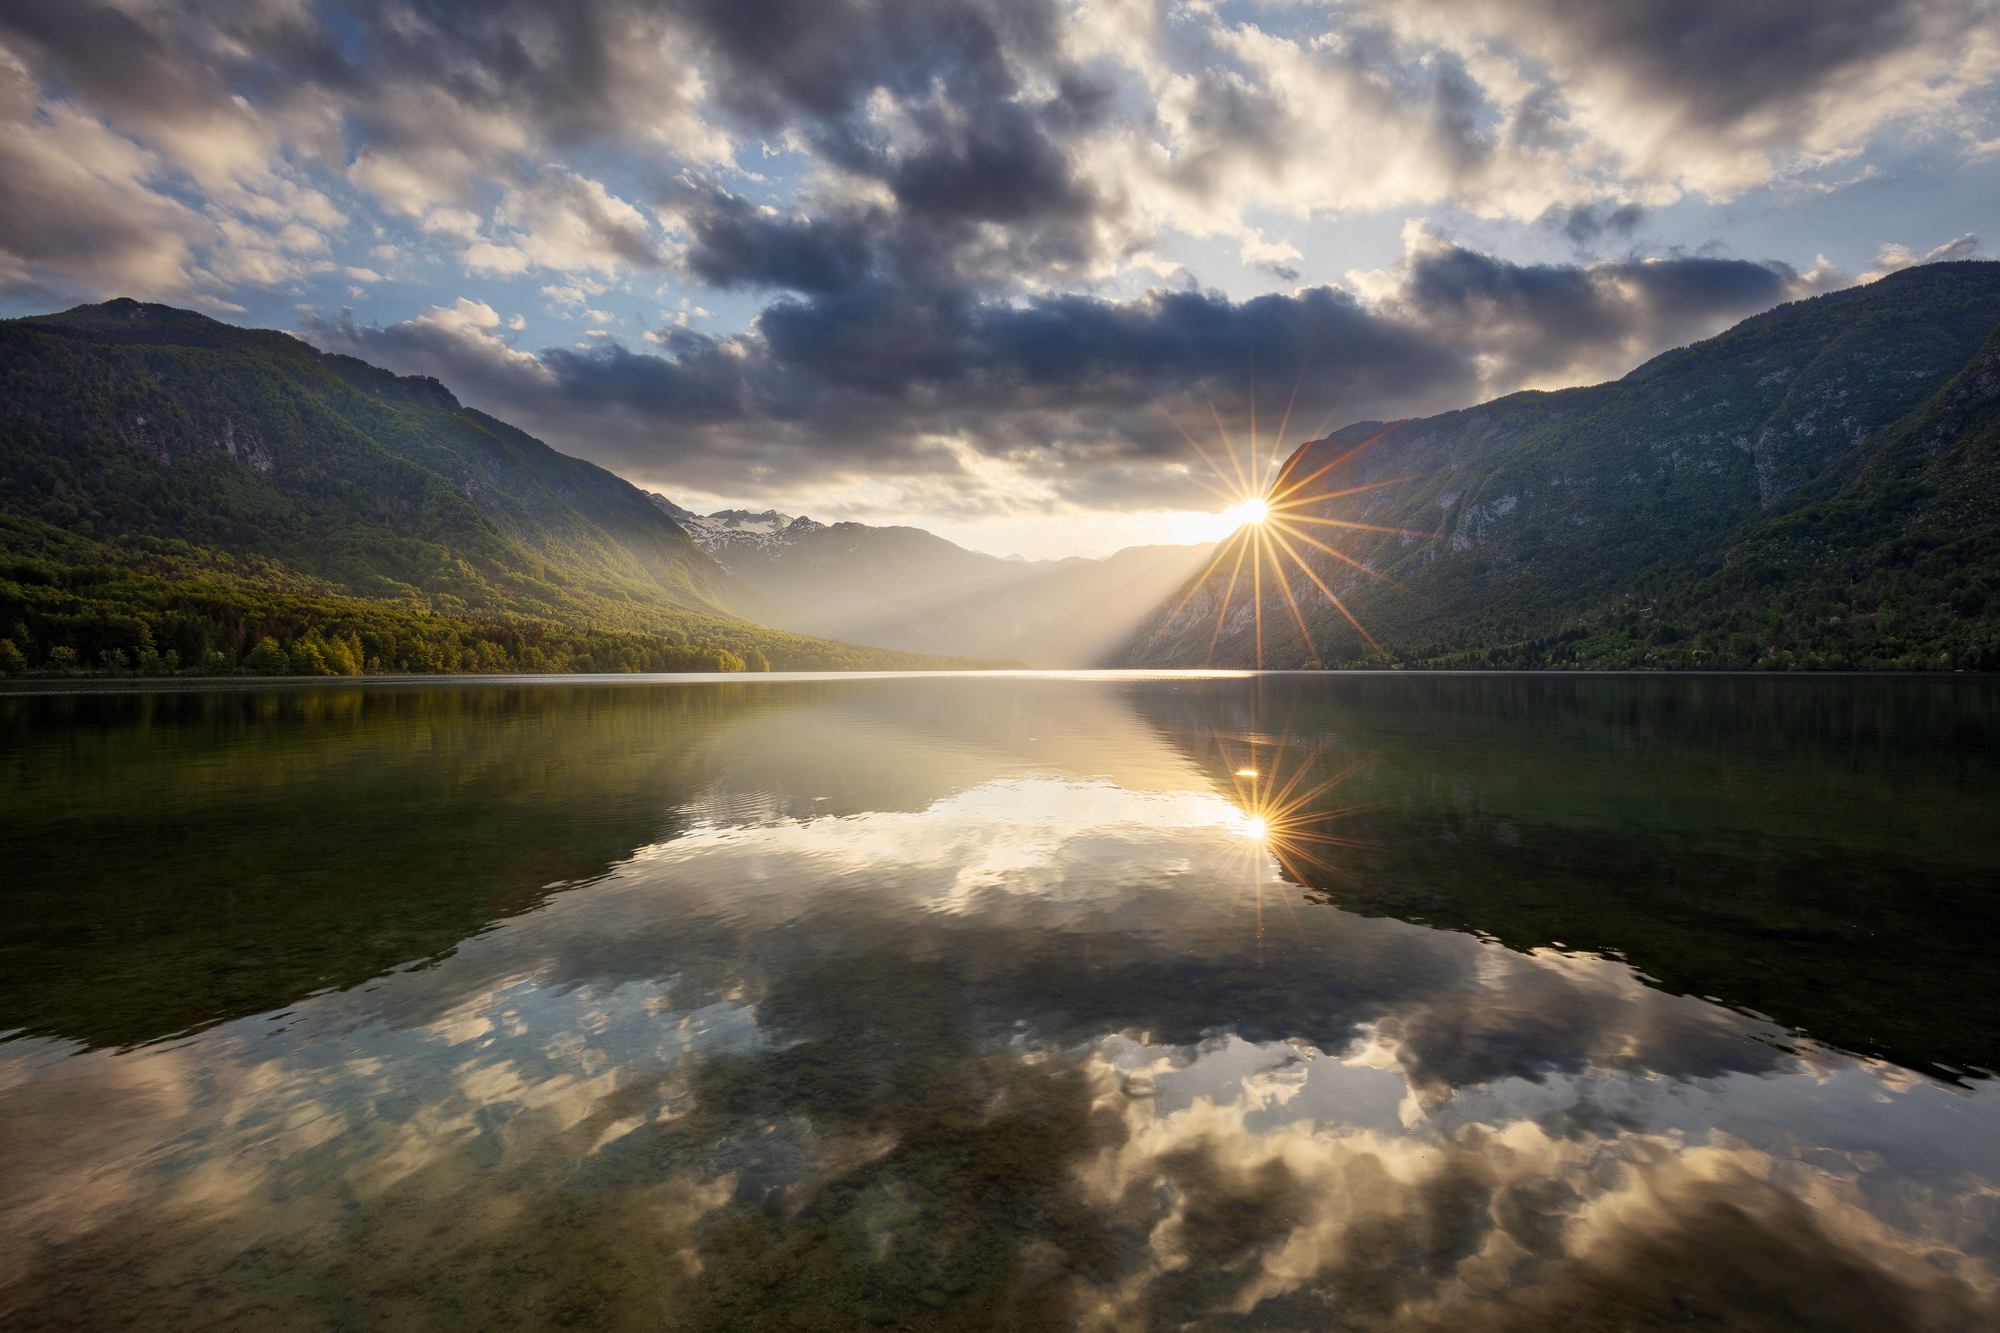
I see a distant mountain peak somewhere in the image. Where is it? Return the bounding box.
[705,508,796,532]
[88,297,224,326]
[16,297,229,335]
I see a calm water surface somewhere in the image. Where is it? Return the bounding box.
[2,672,1996,1331]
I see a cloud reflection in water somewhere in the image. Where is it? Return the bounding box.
[1,676,1995,1331]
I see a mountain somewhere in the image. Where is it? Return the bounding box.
[2,299,746,621]
[650,500,1214,666]
[1114,261,2000,672]
[0,300,1022,674]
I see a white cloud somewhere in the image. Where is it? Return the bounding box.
[543,278,612,307]
[421,297,503,333]
[461,240,531,276]
[0,50,213,299]
[1859,232,1986,281]
[500,172,662,274]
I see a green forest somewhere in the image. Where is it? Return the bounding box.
[0,518,1020,678]
[0,301,1022,678]
[1273,484,2000,673]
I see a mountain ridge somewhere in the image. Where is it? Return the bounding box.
[1114,261,2000,672]
[0,299,1024,673]
[650,495,1214,666]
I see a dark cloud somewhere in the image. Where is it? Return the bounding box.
[685,0,1065,131]
[0,0,1985,302]
[1515,0,1953,133]
[3,0,1977,521]
[1547,201,1647,249]
[671,184,879,295]
[651,0,1124,300]
[0,0,339,143]
[1374,232,1804,385]
[301,235,1810,512]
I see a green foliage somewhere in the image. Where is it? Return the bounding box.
[0,301,1024,676]
[0,519,1024,679]
[244,636,290,675]
[0,301,759,633]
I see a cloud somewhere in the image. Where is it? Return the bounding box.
[1860,232,1988,282]
[0,47,213,300]
[5,0,1995,528]
[1346,221,1840,391]
[0,0,350,301]
[3,0,1994,306]
[1349,0,2000,198]
[297,225,1816,516]
[502,171,666,274]
[1543,201,1648,251]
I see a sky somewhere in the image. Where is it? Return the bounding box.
[2,1,1997,558]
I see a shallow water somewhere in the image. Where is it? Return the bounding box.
[2,672,1996,1331]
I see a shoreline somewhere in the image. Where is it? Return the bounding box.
[0,666,1984,697]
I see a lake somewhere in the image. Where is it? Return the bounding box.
[2,672,1996,1331]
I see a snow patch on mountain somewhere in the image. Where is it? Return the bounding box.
[650,495,824,569]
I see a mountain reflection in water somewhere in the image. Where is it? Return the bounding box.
[1,673,1996,1332]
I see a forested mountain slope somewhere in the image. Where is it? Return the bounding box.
[1,299,745,623]
[651,502,1214,666]
[1114,261,2000,671]
[0,301,1020,674]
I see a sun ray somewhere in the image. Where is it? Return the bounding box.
[1252,527,1265,669]
[1264,527,1399,667]
[1280,514,1435,539]
[1247,354,1257,492]
[1145,532,1245,651]
[1271,363,1307,491]
[1268,425,1399,505]
[1164,407,1233,491]
[1162,364,1438,672]
[1269,534,1321,666]
[1200,379,1253,499]
[1203,533,1252,666]
[1280,475,1418,506]
[1177,711,1387,949]
[1270,524,1409,590]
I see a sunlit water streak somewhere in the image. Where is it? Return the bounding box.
[1,673,1996,1331]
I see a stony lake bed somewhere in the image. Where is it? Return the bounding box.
[1,672,1996,1331]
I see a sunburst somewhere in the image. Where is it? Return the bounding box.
[1176,722,1375,948]
[1156,371,1434,669]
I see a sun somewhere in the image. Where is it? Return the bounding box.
[1150,372,1435,670]
[1220,498,1269,528]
